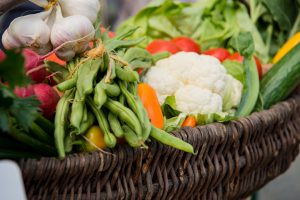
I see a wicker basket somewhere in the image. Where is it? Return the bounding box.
[19,89,300,200]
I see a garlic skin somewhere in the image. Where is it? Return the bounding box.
[2,11,52,55]
[59,0,100,23]
[51,15,95,60]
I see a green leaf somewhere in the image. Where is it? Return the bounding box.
[163,113,187,132]
[0,108,10,132]
[222,60,245,83]
[234,32,255,57]
[161,96,181,118]
[0,50,29,88]
[10,96,40,131]
[45,61,69,83]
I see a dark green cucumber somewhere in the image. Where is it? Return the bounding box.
[257,43,300,110]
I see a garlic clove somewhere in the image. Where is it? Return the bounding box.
[59,0,100,23]
[2,11,52,55]
[51,15,95,61]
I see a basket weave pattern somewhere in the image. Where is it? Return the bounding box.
[19,91,300,200]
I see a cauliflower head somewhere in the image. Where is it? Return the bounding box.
[143,52,243,114]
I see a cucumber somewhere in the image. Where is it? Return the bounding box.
[257,43,300,110]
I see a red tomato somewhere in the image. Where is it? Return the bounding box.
[226,52,263,80]
[203,48,230,62]
[171,37,201,53]
[146,39,180,55]
[100,27,115,38]
[0,50,6,62]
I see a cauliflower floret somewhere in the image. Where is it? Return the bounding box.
[142,66,183,103]
[175,85,222,114]
[156,52,228,96]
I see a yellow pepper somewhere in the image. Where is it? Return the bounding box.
[84,126,106,151]
[273,32,300,64]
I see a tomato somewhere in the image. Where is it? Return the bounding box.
[100,27,115,38]
[203,48,230,62]
[226,52,263,80]
[138,83,164,129]
[171,37,201,53]
[146,39,180,55]
[181,116,197,128]
[85,126,106,151]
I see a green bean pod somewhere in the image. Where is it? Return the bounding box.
[119,94,125,105]
[150,125,195,154]
[108,112,124,138]
[87,97,117,148]
[55,90,75,158]
[79,112,95,134]
[122,125,143,148]
[141,104,152,142]
[94,82,107,109]
[102,82,121,97]
[57,77,77,91]
[119,81,144,125]
[70,91,85,132]
[77,59,101,96]
[104,98,142,139]
[115,65,139,82]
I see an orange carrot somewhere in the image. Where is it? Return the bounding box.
[181,116,197,128]
[138,83,164,129]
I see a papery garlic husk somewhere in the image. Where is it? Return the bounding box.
[51,14,95,61]
[2,11,52,55]
[59,0,100,23]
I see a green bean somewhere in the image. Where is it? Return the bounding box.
[119,94,125,105]
[104,98,142,140]
[55,90,75,158]
[35,115,54,136]
[70,91,85,132]
[128,82,138,96]
[87,97,117,148]
[94,82,107,109]
[141,104,151,142]
[77,58,101,96]
[57,77,77,91]
[29,122,53,144]
[108,112,124,138]
[119,81,144,125]
[150,125,196,154]
[102,82,121,97]
[64,134,73,154]
[79,112,95,134]
[115,65,139,82]
[122,125,143,148]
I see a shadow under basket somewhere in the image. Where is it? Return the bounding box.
[19,89,300,200]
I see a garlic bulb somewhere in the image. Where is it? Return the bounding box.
[50,8,95,61]
[59,0,100,23]
[2,11,52,55]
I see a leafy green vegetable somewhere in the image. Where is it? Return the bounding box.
[222,60,244,83]
[0,51,29,88]
[161,95,181,118]
[164,113,187,132]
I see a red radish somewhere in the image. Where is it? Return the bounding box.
[146,39,180,54]
[171,37,201,53]
[14,85,35,98]
[203,48,230,62]
[15,83,60,119]
[0,50,6,62]
[33,83,60,119]
[23,49,49,83]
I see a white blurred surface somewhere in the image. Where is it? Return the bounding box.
[0,160,27,200]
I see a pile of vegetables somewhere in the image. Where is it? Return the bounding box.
[1,0,300,160]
